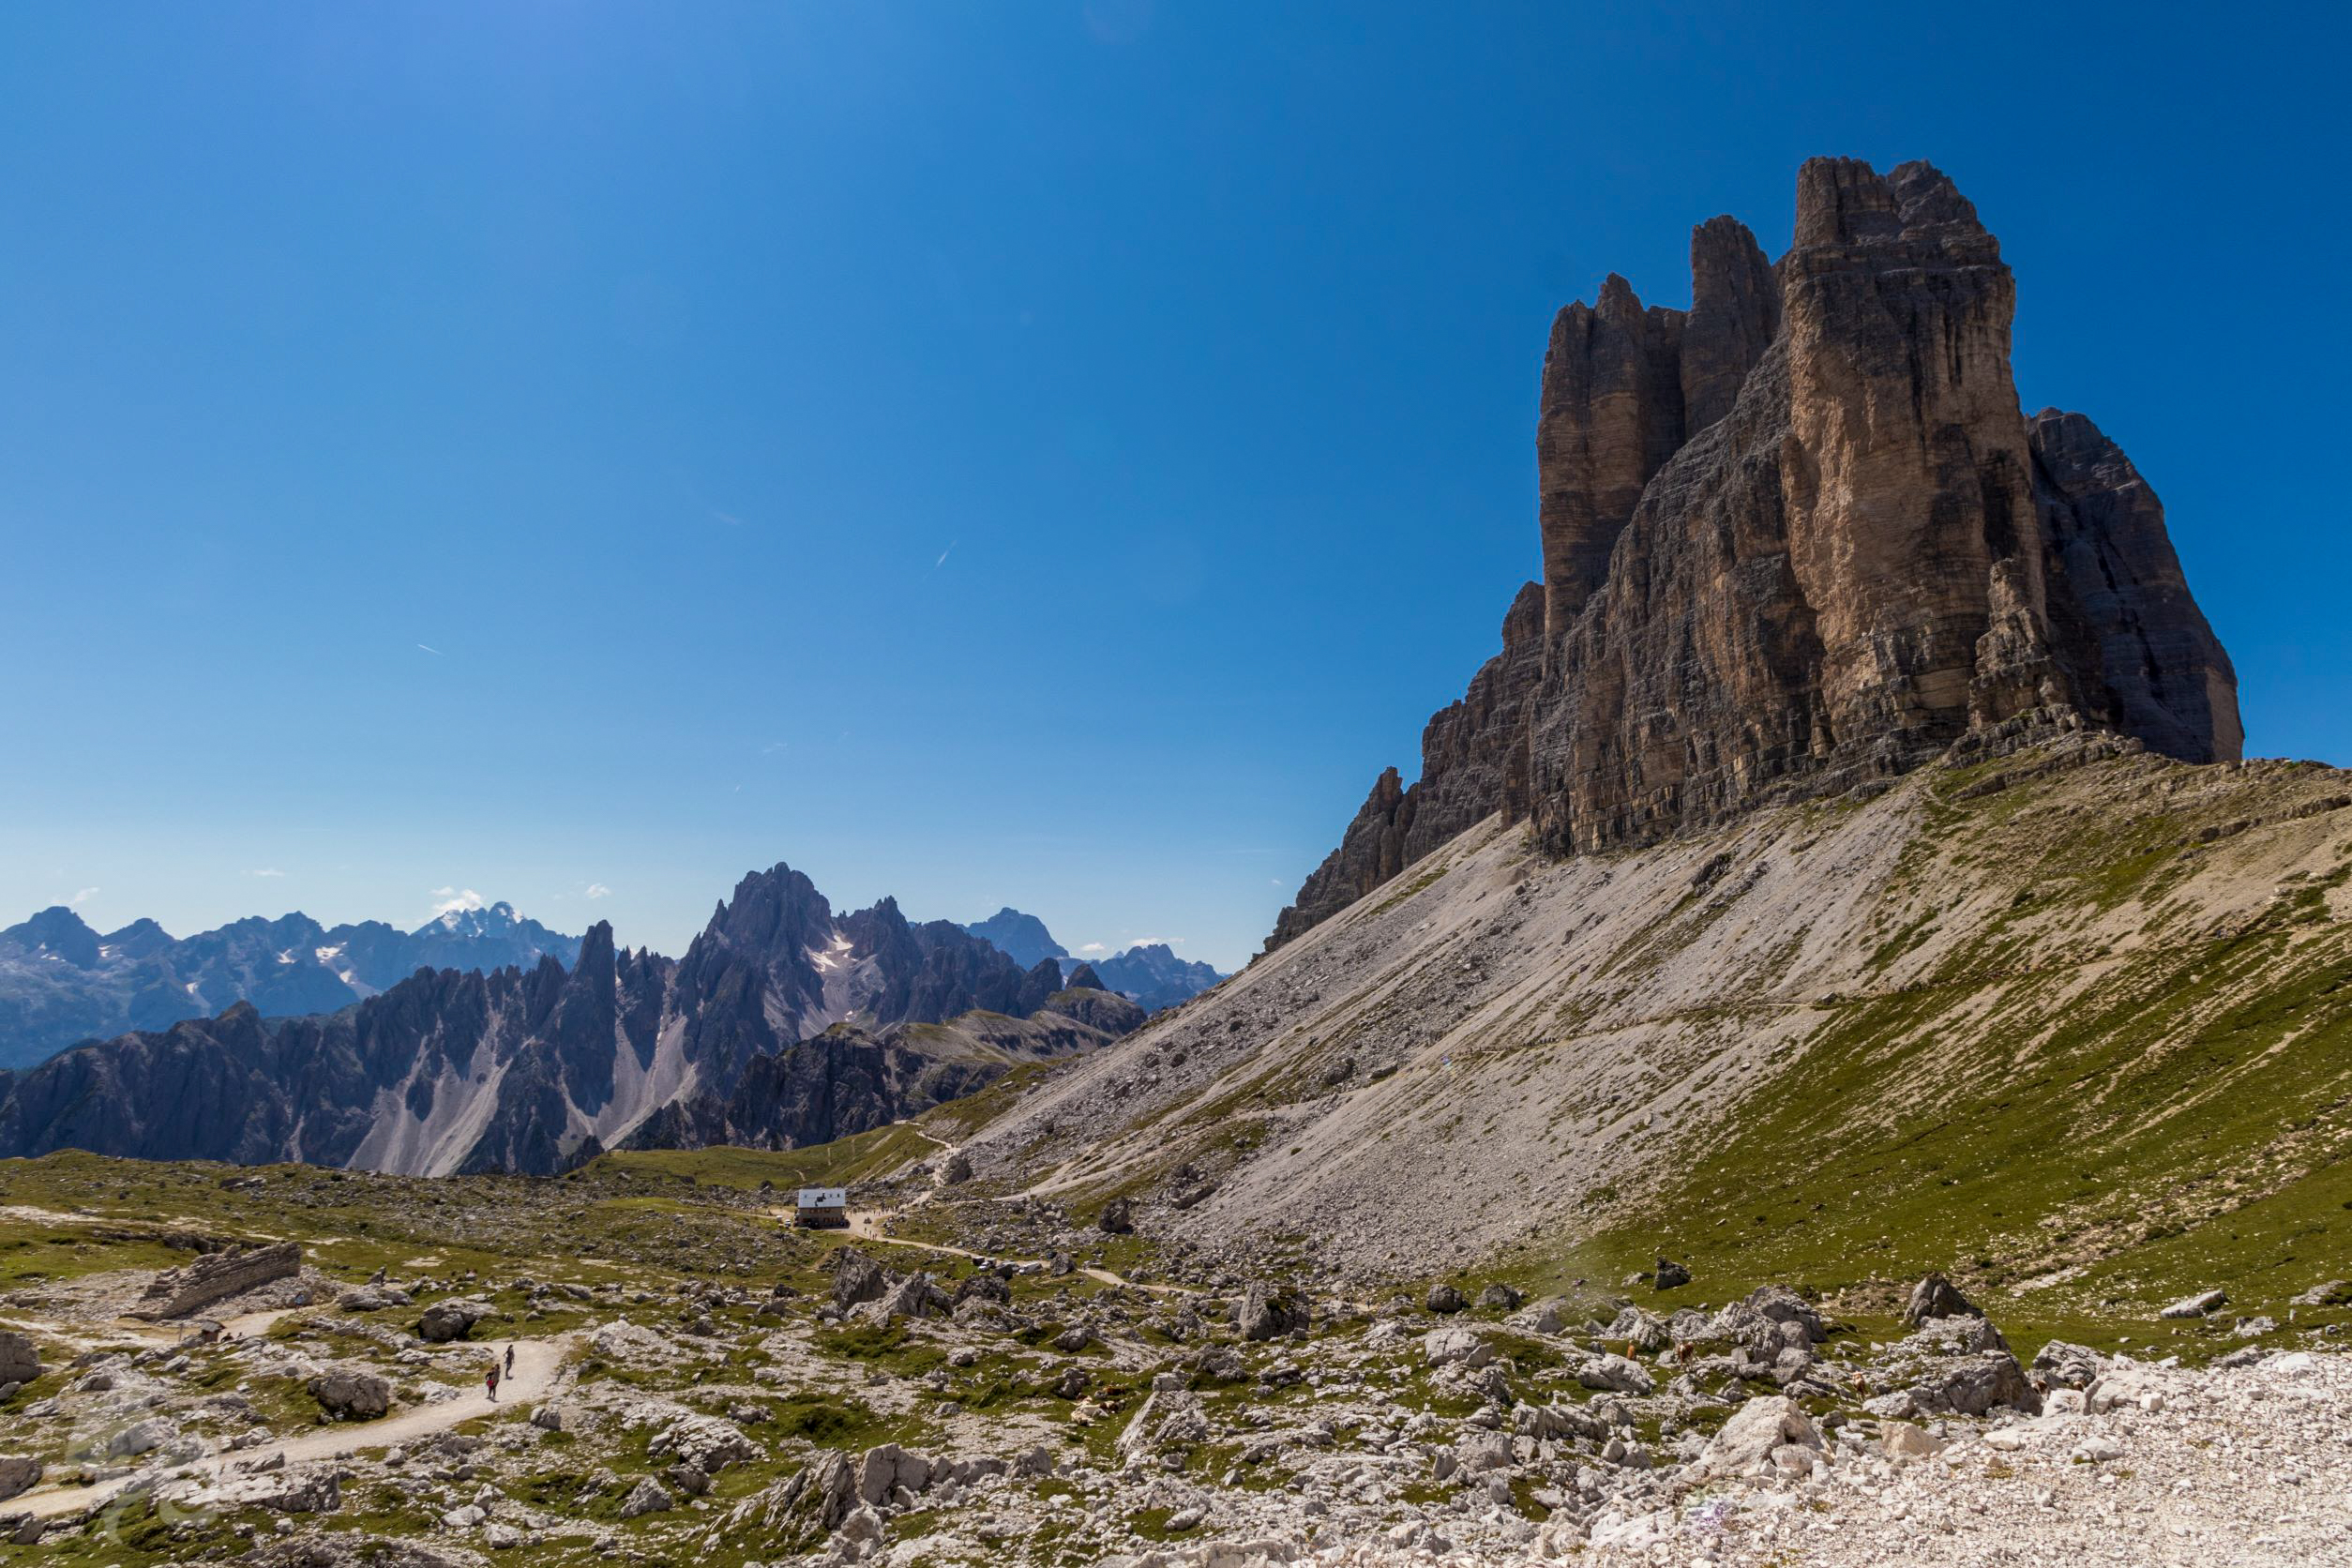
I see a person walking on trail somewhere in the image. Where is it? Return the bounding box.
[485,1361,501,1403]
[504,1344,514,1378]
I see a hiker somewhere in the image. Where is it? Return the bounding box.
[504,1344,515,1378]
[485,1362,501,1402]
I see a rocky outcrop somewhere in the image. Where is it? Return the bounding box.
[1273,158,2240,949]
[130,1241,301,1320]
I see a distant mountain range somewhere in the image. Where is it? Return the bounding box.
[0,901,579,1070]
[0,864,1142,1176]
[961,907,1066,969]
[959,908,1225,1012]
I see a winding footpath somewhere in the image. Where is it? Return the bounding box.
[787,1204,1199,1298]
[15,1334,570,1521]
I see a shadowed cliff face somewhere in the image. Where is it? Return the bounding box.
[1274,156,2243,949]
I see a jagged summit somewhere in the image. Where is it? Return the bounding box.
[1273,157,2239,950]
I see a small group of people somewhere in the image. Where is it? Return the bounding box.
[483,1342,515,1401]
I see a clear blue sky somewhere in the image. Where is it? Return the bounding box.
[2,3,2344,972]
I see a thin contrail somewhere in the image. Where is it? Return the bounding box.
[934,541,957,570]
[417,643,443,656]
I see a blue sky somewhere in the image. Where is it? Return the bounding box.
[2,2,2344,972]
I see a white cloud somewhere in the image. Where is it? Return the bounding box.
[760,740,789,756]
[584,883,611,900]
[1078,942,1108,955]
[430,888,486,919]
[246,867,286,878]
[69,886,98,905]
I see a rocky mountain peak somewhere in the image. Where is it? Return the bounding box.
[99,917,175,960]
[1274,156,2243,950]
[961,907,1069,969]
[698,864,834,962]
[1,907,101,968]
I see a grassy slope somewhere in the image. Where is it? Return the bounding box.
[583,1121,939,1192]
[1500,755,2352,1357]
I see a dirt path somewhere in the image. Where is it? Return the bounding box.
[897,1120,950,1153]
[826,1207,1199,1297]
[15,1335,571,1521]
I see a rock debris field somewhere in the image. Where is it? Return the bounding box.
[1,1156,2346,1568]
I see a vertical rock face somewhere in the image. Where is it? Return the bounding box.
[1680,215,1780,434]
[1537,279,1687,635]
[1272,157,2242,949]
[1775,158,2063,757]
[2031,409,2243,764]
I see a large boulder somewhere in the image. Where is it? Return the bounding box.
[619,1477,672,1518]
[108,1415,178,1457]
[130,1241,302,1320]
[855,1443,933,1505]
[0,1331,38,1387]
[651,1414,758,1477]
[415,1297,493,1343]
[339,1284,412,1313]
[1697,1395,1822,1480]
[1097,1197,1135,1235]
[1577,1353,1655,1395]
[1706,1286,1825,1348]
[830,1249,896,1312]
[1742,1285,1826,1341]
[0,1455,40,1501]
[308,1367,393,1421]
[1234,1284,1310,1342]
[2029,1340,2104,1391]
[1873,1319,2042,1418]
[1423,1327,1493,1369]
[1902,1272,1981,1326]
[871,1270,944,1321]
